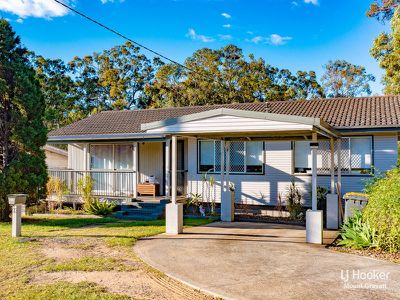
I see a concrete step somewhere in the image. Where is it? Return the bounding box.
[115,211,162,220]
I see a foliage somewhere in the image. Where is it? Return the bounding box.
[145,45,324,107]
[338,211,377,250]
[84,198,116,216]
[31,55,76,131]
[46,177,68,209]
[367,0,399,22]
[363,167,400,252]
[186,193,202,214]
[0,20,47,220]
[286,181,303,220]
[320,60,375,97]
[371,7,400,95]
[77,175,94,210]
[69,42,162,111]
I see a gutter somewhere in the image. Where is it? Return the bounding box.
[47,133,166,144]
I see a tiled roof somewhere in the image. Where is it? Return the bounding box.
[49,96,400,137]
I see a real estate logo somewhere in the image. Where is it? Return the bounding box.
[340,269,389,289]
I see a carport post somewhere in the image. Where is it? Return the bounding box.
[327,138,339,229]
[133,142,139,199]
[165,135,183,234]
[306,132,323,244]
[165,138,171,199]
[221,141,233,222]
[220,140,225,213]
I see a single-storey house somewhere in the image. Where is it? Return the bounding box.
[48,96,400,242]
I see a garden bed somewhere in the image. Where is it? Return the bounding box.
[235,213,305,226]
[328,246,400,264]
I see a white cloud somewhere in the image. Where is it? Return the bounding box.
[186,28,215,43]
[100,0,125,3]
[247,31,254,35]
[248,34,292,45]
[218,34,232,40]
[221,12,231,19]
[16,18,23,23]
[304,0,319,5]
[0,0,70,18]
[291,1,299,6]
[223,24,231,28]
[269,33,292,45]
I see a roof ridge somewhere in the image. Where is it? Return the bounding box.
[99,95,399,114]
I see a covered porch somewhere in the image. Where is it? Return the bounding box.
[142,108,343,243]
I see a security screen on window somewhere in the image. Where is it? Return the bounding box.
[198,140,263,174]
[293,137,372,174]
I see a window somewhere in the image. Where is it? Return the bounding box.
[198,140,264,174]
[90,144,133,170]
[293,137,372,174]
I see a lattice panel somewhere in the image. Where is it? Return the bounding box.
[214,141,221,172]
[317,140,331,175]
[337,138,351,174]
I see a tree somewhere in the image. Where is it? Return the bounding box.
[32,55,76,130]
[367,0,399,22]
[145,45,324,107]
[0,20,47,221]
[69,42,160,113]
[320,60,375,98]
[371,7,400,94]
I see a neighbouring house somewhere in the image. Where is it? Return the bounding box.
[44,144,68,169]
[47,96,400,237]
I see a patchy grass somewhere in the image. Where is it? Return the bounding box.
[0,215,216,299]
[44,257,136,272]
[8,281,130,300]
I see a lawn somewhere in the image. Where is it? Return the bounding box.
[0,216,216,299]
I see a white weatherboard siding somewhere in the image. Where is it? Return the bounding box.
[146,115,313,134]
[139,142,164,194]
[185,135,398,206]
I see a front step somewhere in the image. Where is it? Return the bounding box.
[117,200,170,220]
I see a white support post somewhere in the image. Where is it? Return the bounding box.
[171,136,177,204]
[311,134,318,211]
[133,142,139,199]
[221,141,234,222]
[220,140,225,215]
[327,138,339,229]
[337,138,342,224]
[166,135,183,234]
[165,138,171,199]
[83,144,88,171]
[306,132,323,244]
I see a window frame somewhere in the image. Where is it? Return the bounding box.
[197,139,265,175]
[292,136,374,176]
[89,143,134,171]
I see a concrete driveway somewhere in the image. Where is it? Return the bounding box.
[134,222,400,300]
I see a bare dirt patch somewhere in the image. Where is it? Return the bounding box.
[35,237,213,300]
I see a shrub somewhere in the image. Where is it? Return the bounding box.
[46,177,68,209]
[363,167,400,252]
[85,198,116,216]
[338,212,377,250]
[286,181,303,220]
[77,176,94,211]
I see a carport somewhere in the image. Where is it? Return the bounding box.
[141,108,342,243]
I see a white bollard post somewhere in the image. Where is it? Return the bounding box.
[8,194,27,238]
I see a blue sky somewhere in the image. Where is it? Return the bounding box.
[0,0,389,94]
